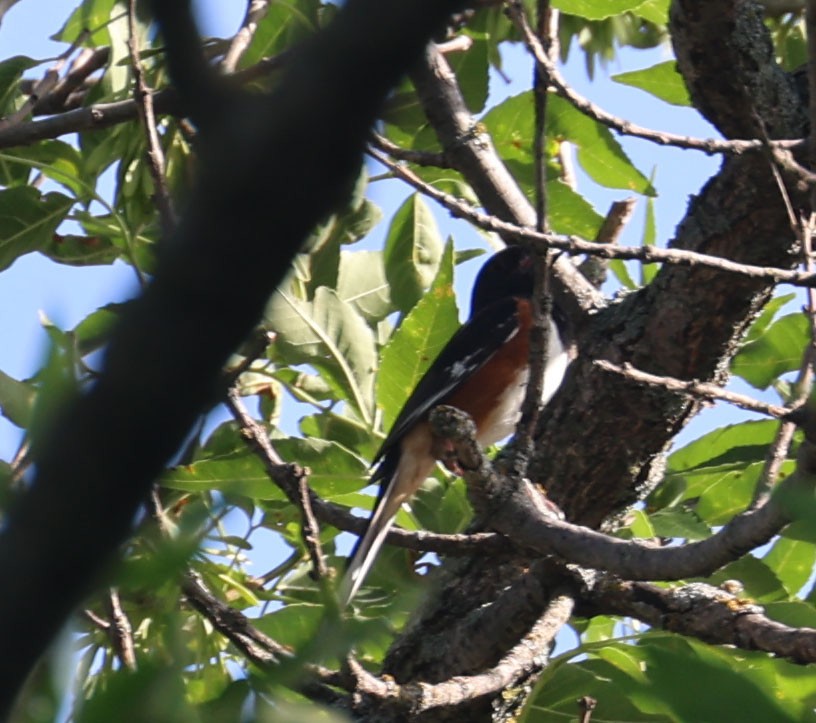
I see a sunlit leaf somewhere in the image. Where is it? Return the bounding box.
[377,239,458,429]
[551,0,653,20]
[613,61,692,106]
[383,194,444,313]
[732,313,808,389]
[0,369,35,428]
[265,286,377,424]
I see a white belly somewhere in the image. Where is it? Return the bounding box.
[476,317,569,446]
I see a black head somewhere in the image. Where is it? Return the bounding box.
[469,246,535,314]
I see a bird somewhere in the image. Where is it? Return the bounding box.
[338,245,571,606]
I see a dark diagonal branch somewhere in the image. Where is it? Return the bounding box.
[0,0,468,713]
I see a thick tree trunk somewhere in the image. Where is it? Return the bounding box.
[377,2,808,720]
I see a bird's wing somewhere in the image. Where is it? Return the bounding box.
[372,296,522,469]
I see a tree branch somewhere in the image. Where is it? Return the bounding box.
[371,149,816,288]
[428,404,815,583]
[587,577,816,664]
[351,591,574,716]
[0,0,468,712]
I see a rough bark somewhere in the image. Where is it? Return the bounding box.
[379,2,808,720]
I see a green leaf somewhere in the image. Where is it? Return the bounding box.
[0,187,74,270]
[668,419,781,473]
[764,520,816,597]
[706,555,787,603]
[663,419,790,525]
[449,32,489,113]
[299,410,380,460]
[0,55,38,115]
[0,369,35,428]
[764,601,816,628]
[55,0,117,45]
[609,257,637,289]
[618,508,656,539]
[633,0,670,25]
[412,478,471,534]
[484,92,653,198]
[663,417,795,527]
[337,250,393,323]
[640,175,659,285]
[377,239,459,429]
[383,194,444,313]
[265,287,377,424]
[43,232,120,266]
[254,603,324,649]
[732,313,808,389]
[72,302,127,355]
[273,437,368,498]
[238,0,320,68]
[551,0,653,20]
[547,95,655,194]
[678,460,767,525]
[0,141,87,198]
[546,179,604,238]
[626,636,815,721]
[648,507,710,540]
[77,662,198,723]
[162,450,284,500]
[613,61,692,107]
[743,294,796,343]
[524,657,671,722]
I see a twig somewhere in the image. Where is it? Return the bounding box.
[105,588,137,671]
[513,248,554,469]
[369,149,816,288]
[505,1,803,157]
[579,197,637,287]
[222,0,270,74]
[596,359,793,419]
[83,609,110,631]
[578,696,597,723]
[128,0,175,235]
[350,591,574,714]
[594,197,637,246]
[25,47,110,116]
[182,571,291,664]
[532,0,554,232]
[370,132,450,168]
[224,387,514,556]
[181,572,348,705]
[8,438,31,487]
[298,475,329,580]
[512,2,557,466]
[409,42,604,313]
[435,34,473,54]
[0,32,88,130]
[749,117,816,507]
